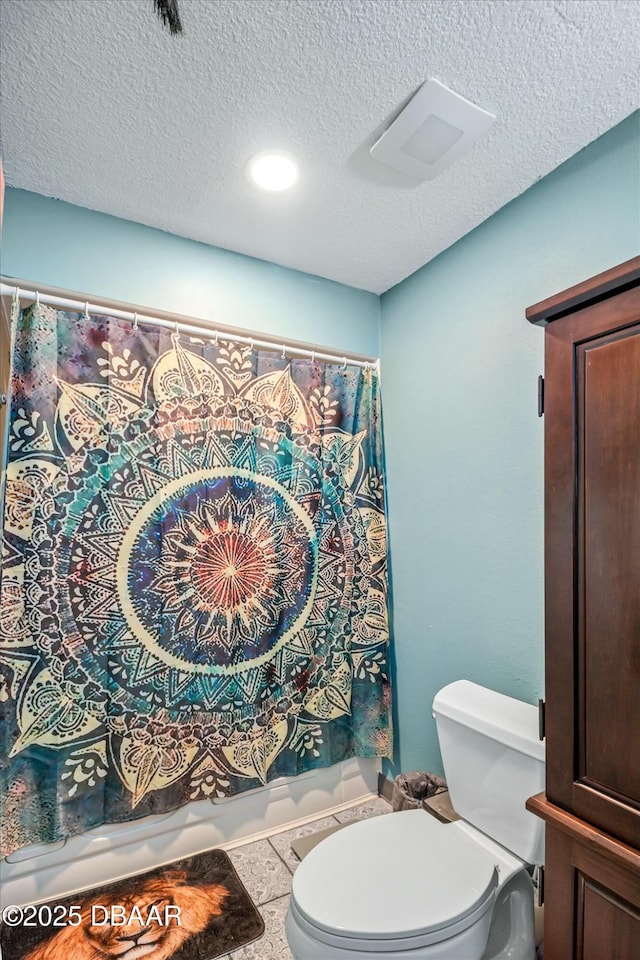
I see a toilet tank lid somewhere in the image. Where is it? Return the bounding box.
[432,680,545,762]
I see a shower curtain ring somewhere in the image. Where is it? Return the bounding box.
[281,344,286,360]
[213,330,219,345]
[311,350,315,363]
[342,357,347,370]
[84,301,90,321]
[132,312,138,330]
[174,320,180,339]
[249,338,254,352]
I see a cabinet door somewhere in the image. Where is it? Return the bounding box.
[544,824,640,960]
[544,286,640,848]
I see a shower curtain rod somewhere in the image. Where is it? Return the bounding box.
[0,278,379,370]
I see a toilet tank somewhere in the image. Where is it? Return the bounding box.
[432,680,545,864]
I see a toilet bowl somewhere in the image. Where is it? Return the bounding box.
[286,681,545,959]
[285,810,535,959]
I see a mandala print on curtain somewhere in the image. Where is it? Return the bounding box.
[0,304,392,856]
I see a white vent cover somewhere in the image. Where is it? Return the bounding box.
[370,79,495,180]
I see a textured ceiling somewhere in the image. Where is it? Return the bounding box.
[0,0,638,294]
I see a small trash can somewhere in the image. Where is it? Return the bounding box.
[391,771,447,812]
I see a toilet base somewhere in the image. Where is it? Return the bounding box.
[480,871,536,960]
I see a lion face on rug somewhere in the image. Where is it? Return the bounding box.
[24,870,229,960]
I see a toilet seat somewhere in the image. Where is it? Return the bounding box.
[290,810,500,952]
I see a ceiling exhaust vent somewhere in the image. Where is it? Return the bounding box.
[370,79,495,180]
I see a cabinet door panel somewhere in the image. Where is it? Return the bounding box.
[580,327,640,804]
[581,879,640,960]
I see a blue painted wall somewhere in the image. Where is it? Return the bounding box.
[380,111,640,777]
[1,189,379,356]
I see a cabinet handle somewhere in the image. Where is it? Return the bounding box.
[535,865,544,907]
[537,375,544,417]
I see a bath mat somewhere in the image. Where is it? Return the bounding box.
[0,848,264,960]
[290,819,361,861]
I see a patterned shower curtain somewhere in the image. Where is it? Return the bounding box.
[0,304,392,856]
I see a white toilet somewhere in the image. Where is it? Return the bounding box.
[285,680,545,959]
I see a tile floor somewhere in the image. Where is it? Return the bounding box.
[221,796,392,959]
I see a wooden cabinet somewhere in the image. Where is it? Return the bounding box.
[526,258,640,960]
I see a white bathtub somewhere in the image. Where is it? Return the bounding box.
[0,757,379,907]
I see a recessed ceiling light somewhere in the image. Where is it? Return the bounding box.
[246,150,299,191]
